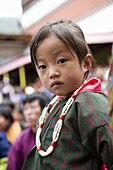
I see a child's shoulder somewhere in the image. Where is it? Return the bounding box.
[74,92,109,140]
[74,91,109,119]
[75,91,108,104]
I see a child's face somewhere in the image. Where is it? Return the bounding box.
[36,34,89,99]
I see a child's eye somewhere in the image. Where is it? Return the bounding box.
[38,65,46,70]
[58,59,67,64]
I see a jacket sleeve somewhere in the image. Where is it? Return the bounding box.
[76,92,113,169]
[22,145,38,170]
[82,125,113,169]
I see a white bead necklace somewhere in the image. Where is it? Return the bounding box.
[36,86,82,157]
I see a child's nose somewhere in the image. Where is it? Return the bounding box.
[49,67,60,79]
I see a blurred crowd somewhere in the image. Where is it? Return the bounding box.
[0,77,51,170]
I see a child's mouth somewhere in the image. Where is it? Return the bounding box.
[51,81,63,88]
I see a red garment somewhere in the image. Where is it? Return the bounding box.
[101,164,109,170]
[78,78,103,94]
[7,127,35,170]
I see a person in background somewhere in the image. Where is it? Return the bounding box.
[0,131,11,170]
[22,19,113,170]
[108,57,113,141]
[1,77,15,101]
[1,99,15,114]
[7,91,50,170]
[1,99,26,130]
[0,106,22,144]
[12,106,26,130]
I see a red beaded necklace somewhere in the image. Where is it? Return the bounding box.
[36,86,82,157]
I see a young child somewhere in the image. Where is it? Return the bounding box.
[22,19,113,170]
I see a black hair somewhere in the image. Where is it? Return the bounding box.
[23,92,50,110]
[1,99,15,110]
[0,106,14,124]
[14,107,23,115]
[30,19,96,80]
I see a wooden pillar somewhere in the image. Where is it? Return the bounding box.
[19,66,26,88]
[3,72,9,78]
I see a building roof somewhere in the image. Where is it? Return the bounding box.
[22,0,112,36]
[0,0,112,75]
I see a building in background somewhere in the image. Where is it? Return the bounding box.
[0,0,113,90]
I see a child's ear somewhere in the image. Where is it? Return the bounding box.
[83,54,92,70]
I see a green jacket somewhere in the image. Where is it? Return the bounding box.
[22,92,113,170]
